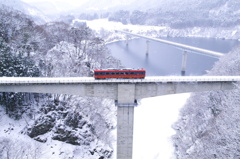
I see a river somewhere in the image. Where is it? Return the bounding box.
[107,37,239,76]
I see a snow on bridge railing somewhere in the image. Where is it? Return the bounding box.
[145,76,240,82]
[0,76,240,84]
[116,30,224,58]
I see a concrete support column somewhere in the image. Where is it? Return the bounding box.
[181,51,188,76]
[146,40,150,55]
[126,35,129,46]
[117,84,136,159]
[117,106,134,159]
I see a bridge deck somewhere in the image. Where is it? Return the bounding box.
[116,30,224,58]
[0,76,240,84]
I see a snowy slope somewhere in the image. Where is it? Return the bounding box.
[133,94,190,159]
[0,93,189,159]
[0,101,114,159]
[77,0,162,12]
[22,0,163,15]
[21,0,76,16]
[0,0,50,23]
[0,0,25,10]
[75,18,240,42]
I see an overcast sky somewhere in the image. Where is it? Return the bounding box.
[21,0,88,5]
[20,0,167,15]
[22,0,81,2]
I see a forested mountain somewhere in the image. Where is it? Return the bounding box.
[22,0,161,15]
[0,0,49,23]
[108,0,240,28]
[0,5,119,158]
[20,0,240,29]
[172,46,240,158]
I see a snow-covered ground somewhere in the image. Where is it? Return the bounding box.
[75,18,240,40]
[0,107,78,159]
[73,18,166,43]
[74,18,165,34]
[0,93,190,159]
[0,105,113,159]
[133,93,190,159]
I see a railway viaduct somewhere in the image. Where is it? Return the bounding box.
[0,76,240,159]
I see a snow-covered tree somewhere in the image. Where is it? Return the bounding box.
[172,46,240,159]
[0,36,41,117]
[109,10,130,24]
[130,10,147,25]
[0,5,119,158]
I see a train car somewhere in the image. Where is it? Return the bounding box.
[94,68,146,79]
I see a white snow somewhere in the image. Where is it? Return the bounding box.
[0,91,190,159]
[74,18,240,41]
[0,106,112,159]
[133,93,190,159]
[73,18,166,35]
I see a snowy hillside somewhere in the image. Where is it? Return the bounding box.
[73,19,240,43]
[172,44,240,159]
[0,0,25,11]
[74,0,162,12]
[22,0,162,15]
[0,104,114,159]
[21,0,77,17]
[0,0,49,23]
[21,0,240,29]
[0,92,190,159]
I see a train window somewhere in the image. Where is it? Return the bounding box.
[95,70,145,77]
[135,72,145,75]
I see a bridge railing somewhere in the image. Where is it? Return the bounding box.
[0,76,240,84]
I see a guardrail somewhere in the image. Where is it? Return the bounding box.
[0,76,240,84]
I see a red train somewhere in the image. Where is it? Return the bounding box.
[94,68,146,79]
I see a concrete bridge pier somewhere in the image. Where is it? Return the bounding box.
[117,106,134,159]
[181,51,188,76]
[146,40,150,55]
[126,35,129,46]
[116,84,136,159]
